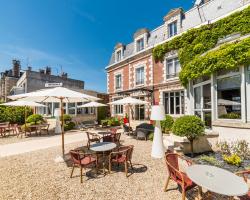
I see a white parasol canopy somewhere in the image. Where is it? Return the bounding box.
[1,100,47,107]
[8,87,99,103]
[108,96,149,105]
[78,101,107,108]
[7,87,100,156]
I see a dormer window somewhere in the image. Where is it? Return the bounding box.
[136,38,144,52]
[168,21,177,37]
[116,50,122,62]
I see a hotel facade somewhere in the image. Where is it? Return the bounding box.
[106,0,250,142]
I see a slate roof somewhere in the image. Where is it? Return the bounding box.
[108,25,166,67]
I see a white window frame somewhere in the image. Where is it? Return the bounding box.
[168,21,177,38]
[215,69,243,121]
[135,66,145,86]
[112,98,123,115]
[247,65,250,122]
[165,57,180,79]
[115,47,123,62]
[136,38,144,52]
[114,73,122,91]
[163,90,185,116]
[193,79,212,126]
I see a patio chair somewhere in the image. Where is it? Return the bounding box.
[109,145,134,177]
[14,124,24,138]
[164,153,196,200]
[122,124,134,136]
[86,132,100,149]
[40,124,50,135]
[236,170,250,200]
[69,150,98,183]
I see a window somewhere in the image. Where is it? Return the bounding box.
[164,91,184,115]
[115,74,122,90]
[194,82,212,128]
[168,21,177,37]
[135,67,144,85]
[166,57,180,79]
[217,71,241,119]
[116,50,122,62]
[113,98,123,115]
[136,38,144,52]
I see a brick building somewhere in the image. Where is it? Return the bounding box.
[106,0,250,143]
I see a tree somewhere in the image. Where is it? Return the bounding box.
[172,115,205,157]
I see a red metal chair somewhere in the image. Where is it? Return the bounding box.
[164,153,196,200]
[69,150,98,183]
[236,170,250,200]
[109,145,134,177]
[86,132,100,149]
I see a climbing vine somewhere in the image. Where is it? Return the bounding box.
[152,6,250,86]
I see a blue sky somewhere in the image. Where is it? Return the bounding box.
[0,0,193,92]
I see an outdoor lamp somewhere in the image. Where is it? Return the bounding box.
[54,108,62,134]
[150,105,165,158]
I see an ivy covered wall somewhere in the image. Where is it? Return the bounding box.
[153,6,250,86]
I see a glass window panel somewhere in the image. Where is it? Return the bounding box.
[203,83,211,109]
[194,86,201,109]
[181,91,185,114]
[176,93,180,114]
[217,75,241,119]
[170,95,175,114]
[204,111,212,129]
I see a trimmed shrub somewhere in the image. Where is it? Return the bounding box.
[64,121,75,131]
[61,114,72,122]
[219,113,241,119]
[0,106,32,124]
[26,114,44,125]
[172,115,205,156]
[161,115,174,133]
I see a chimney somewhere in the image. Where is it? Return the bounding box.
[27,66,32,71]
[12,59,20,77]
[61,72,68,78]
[45,66,51,75]
[39,69,45,74]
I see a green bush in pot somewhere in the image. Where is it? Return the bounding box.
[161,115,174,134]
[172,115,205,157]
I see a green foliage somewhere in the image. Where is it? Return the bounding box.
[199,155,222,167]
[161,115,174,133]
[61,114,72,122]
[101,119,108,126]
[152,6,250,86]
[219,113,241,119]
[0,106,32,124]
[172,115,205,141]
[26,114,44,125]
[64,121,75,131]
[217,140,250,159]
[97,107,108,124]
[148,132,154,141]
[107,117,121,126]
[223,154,242,166]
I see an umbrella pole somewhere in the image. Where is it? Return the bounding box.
[60,98,65,156]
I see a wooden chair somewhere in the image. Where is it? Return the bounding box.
[86,132,100,149]
[69,150,98,183]
[164,153,196,200]
[109,145,134,177]
[236,170,250,200]
[14,124,24,138]
[40,124,50,135]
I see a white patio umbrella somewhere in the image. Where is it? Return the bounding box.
[8,87,100,156]
[77,101,107,108]
[0,100,47,135]
[108,97,149,128]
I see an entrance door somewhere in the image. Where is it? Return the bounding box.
[135,97,145,120]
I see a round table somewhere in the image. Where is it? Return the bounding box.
[90,142,116,175]
[186,165,248,199]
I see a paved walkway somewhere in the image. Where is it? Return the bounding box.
[0,132,86,158]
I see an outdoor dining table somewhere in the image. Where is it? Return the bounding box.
[186,165,248,200]
[90,142,116,175]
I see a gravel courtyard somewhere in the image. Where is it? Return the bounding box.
[0,133,227,200]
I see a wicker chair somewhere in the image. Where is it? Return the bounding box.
[236,170,250,200]
[86,132,100,149]
[109,145,134,177]
[69,150,98,183]
[164,153,196,200]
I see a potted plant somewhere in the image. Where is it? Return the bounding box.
[161,115,174,134]
[172,115,205,157]
[123,113,129,124]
